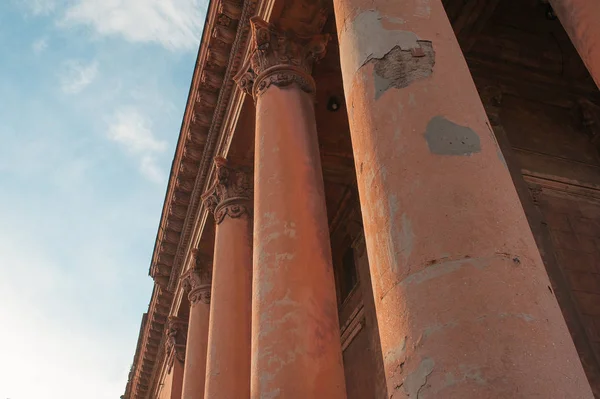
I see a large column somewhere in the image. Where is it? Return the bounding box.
[234,17,347,399]
[333,1,593,398]
[548,0,600,88]
[180,258,212,399]
[201,157,253,398]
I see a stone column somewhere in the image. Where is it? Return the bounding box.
[165,317,187,399]
[333,1,593,398]
[201,157,253,398]
[235,17,347,399]
[180,259,212,399]
[548,0,600,88]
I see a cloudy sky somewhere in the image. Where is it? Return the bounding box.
[0,1,206,397]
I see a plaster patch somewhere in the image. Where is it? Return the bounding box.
[400,213,414,264]
[423,321,458,339]
[425,116,481,156]
[385,336,407,365]
[402,357,435,398]
[442,364,487,389]
[414,0,431,18]
[339,10,421,78]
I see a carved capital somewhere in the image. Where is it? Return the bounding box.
[165,317,187,364]
[234,17,329,98]
[181,252,212,305]
[202,157,252,224]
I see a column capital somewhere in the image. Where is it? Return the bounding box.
[181,251,212,304]
[234,16,330,98]
[166,316,188,365]
[201,157,252,224]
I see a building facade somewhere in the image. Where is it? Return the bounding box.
[123,0,600,397]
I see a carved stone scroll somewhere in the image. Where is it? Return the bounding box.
[234,17,329,98]
[201,157,252,224]
[165,317,188,364]
[181,250,212,304]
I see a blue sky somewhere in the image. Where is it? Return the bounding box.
[0,1,206,397]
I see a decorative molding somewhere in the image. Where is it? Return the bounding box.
[340,303,365,352]
[202,157,252,224]
[523,172,600,203]
[181,250,213,305]
[166,0,258,295]
[234,16,329,98]
[165,317,188,365]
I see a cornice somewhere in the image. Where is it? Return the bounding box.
[123,0,255,396]
[166,0,259,296]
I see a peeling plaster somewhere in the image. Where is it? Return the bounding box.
[385,335,408,365]
[373,42,435,99]
[386,195,414,275]
[422,321,458,339]
[402,357,435,398]
[414,0,431,19]
[339,10,425,92]
[442,364,487,389]
[425,116,481,156]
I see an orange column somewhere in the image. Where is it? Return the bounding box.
[333,1,593,398]
[235,17,347,399]
[202,157,253,398]
[180,260,211,399]
[548,0,600,88]
[165,317,187,399]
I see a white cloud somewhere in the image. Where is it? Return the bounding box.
[140,154,166,183]
[62,0,206,51]
[32,37,49,54]
[60,59,98,94]
[108,109,168,183]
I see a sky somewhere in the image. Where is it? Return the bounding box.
[0,1,206,398]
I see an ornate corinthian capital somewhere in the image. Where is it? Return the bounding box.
[181,250,212,304]
[234,16,329,98]
[201,157,252,224]
[165,316,188,364]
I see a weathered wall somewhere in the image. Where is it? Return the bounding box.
[158,366,175,399]
[475,75,600,396]
[330,208,387,399]
[157,361,184,399]
[537,188,600,394]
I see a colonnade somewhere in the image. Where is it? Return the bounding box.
[175,0,598,396]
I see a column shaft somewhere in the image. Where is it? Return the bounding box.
[549,0,600,88]
[202,158,253,398]
[165,317,187,399]
[170,360,184,399]
[181,267,211,399]
[333,0,593,397]
[236,17,347,399]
